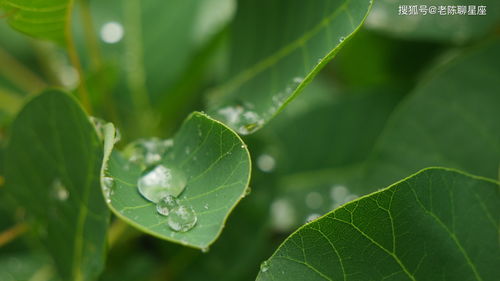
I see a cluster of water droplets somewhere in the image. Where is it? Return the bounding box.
[216,104,265,135]
[124,138,198,233]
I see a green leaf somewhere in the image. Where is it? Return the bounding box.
[364,39,500,190]
[365,0,500,43]
[257,168,500,281]
[209,0,373,134]
[0,253,60,281]
[5,90,110,281]
[104,112,251,249]
[0,0,71,45]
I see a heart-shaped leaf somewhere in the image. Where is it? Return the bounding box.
[257,168,500,281]
[0,0,71,45]
[103,112,251,249]
[5,90,110,281]
[209,0,373,134]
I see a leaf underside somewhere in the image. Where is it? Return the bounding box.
[209,0,373,134]
[0,0,71,45]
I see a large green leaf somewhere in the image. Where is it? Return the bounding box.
[104,112,251,249]
[0,0,71,45]
[363,39,500,190]
[366,0,500,42]
[209,0,373,134]
[5,90,110,281]
[257,168,500,281]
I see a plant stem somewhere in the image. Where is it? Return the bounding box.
[0,222,28,247]
[78,0,102,71]
[0,46,47,94]
[66,0,92,114]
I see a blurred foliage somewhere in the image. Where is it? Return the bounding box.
[0,0,499,280]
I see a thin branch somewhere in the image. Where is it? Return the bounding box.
[0,222,28,247]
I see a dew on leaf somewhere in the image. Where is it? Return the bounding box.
[260,260,270,273]
[123,138,173,167]
[156,194,179,216]
[102,176,115,203]
[305,213,321,223]
[167,205,197,232]
[137,164,187,203]
[217,105,265,135]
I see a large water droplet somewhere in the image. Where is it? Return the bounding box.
[257,154,276,173]
[124,138,174,167]
[51,179,69,201]
[260,260,270,273]
[137,164,187,203]
[156,194,179,216]
[167,205,197,232]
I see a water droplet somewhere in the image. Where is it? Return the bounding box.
[137,164,187,203]
[124,138,173,167]
[201,247,210,253]
[156,195,179,216]
[330,185,348,202]
[89,116,106,139]
[305,192,323,209]
[241,144,247,149]
[51,179,69,201]
[102,176,115,203]
[306,213,321,223]
[244,186,252,196]
[343,194,359,204]
[293,77,303,84]
[257,154,276,173]
[270,198,296,232]
[260,260,270,273]
[339,36,346,43]
[167,205,197,232]
[203,203,209,210]
[100,22,124,44]
[217,105,264,135]
[114,128,121,144]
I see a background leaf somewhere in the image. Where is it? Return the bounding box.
[5,90,110,281]
[209,0,373,134]
[105,112,251,249]
[257,168,500,281]
[363,39,500,189]
[365,0,500,43]
[0,0,71,45]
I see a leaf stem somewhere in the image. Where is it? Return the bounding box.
[66,0,92,114]
[0,46,47,94]
[0,222,28,247]
[78,0,103,71]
